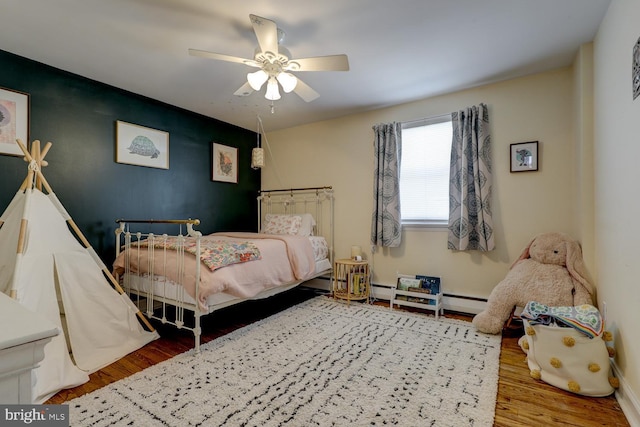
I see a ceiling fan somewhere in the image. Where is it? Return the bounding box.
[188,14,349,103]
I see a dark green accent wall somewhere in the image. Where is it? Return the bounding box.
[0,49,260,264]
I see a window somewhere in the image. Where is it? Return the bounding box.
[400,116,453,227]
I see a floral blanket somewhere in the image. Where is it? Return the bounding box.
[520,301,603,338]
[134,236,261,271]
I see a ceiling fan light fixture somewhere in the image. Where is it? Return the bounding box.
[190,14,349,103]
[265,77,281,100]
[276,72,297,93]
[247,69,268,91]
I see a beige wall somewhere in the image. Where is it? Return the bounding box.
[594,0,640,418]
[573,43,596,275]
[262,68,579,299]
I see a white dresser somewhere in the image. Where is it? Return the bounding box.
[0,292,59,403]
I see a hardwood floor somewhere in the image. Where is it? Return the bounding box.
[47,288,630,426]
[494,325,628,427]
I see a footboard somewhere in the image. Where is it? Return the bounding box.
[114,219,204,352]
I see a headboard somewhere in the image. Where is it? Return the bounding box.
[257,186,334,264]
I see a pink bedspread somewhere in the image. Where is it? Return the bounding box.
[113,232,316,311]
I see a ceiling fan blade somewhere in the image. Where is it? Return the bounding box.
[188,48,260,67]
[293,78,320,102]
[233,82,254,97]
[285,54,350,72]
[250,14,279,56]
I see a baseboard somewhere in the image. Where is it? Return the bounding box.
[612,362,640,427]
[303,278,487,315]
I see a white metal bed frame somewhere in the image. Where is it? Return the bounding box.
[114,186,334,353]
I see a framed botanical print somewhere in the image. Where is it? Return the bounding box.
[212,143,238,183]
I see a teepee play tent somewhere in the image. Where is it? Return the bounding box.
[0,139,158,403]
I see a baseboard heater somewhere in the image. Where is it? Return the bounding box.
[303,277,487,315]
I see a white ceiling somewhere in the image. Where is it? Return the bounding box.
[0,0,610,132]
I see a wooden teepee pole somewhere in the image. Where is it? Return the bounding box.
[10,140,38,299]
[19,140,51,191]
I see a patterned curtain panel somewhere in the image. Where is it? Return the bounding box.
[448,103,495,251]
[371,122,402,247]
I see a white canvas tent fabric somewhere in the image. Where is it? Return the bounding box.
[0,187,159,403]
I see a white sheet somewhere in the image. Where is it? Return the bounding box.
[125,258,331,312]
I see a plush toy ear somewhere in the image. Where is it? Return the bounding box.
[510,235,536,269]
[565,239,595,299]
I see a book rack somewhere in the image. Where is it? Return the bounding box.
[391,273,443,319]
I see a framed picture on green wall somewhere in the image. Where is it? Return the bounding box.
[0,86,30,156]
[116,120,169,169]
[211,142,238,183]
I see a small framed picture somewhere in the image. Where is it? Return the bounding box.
[510,141,538,172]
[0,86,30,156]
[212,143,238,183]
[116,121,169,169]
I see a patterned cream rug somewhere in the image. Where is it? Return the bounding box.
[68,297,502,426]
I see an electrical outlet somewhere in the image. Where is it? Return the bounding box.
[602,301,607,323]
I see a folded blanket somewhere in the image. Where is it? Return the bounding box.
[520,301,603,339]
[134,236,261,271]
[211,232,316,280]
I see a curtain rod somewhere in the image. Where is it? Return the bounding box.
[259,186,332,194]
[402,112,451,126]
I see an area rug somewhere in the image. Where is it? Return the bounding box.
[68,297,502,426]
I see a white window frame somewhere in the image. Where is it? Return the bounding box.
[400,115,452,229]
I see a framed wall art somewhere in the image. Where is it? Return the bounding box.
[0,86,30,156]
[212,142,238,183]
[116,120,169,169]
[510,141,538,172]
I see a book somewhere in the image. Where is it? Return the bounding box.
[407,286,431,303]
[397,277,422,291]
[352,273,361,294]
[347,273,366,295]
[408,286,431,294]
[415,275,441,305]
[396,277,422,301]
